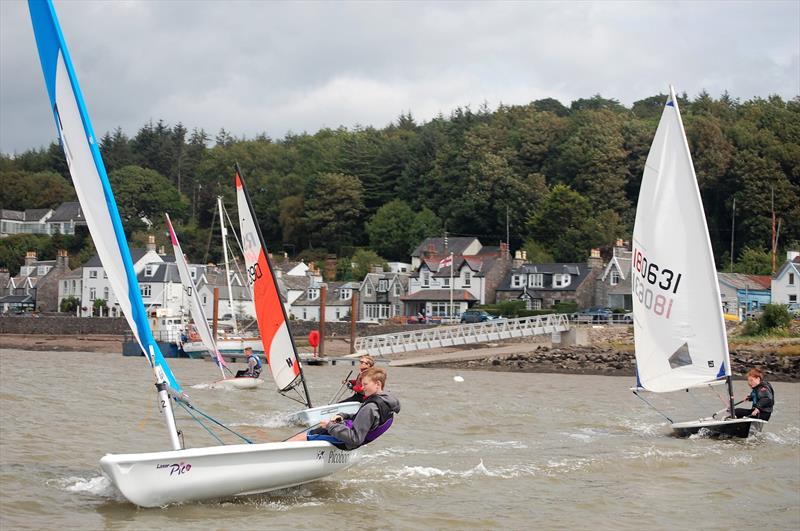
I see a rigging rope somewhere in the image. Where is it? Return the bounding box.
[632,390,673,423]
[175,398,254,445]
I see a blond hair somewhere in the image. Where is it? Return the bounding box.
[359,355,375,368]
[361,367,386,388]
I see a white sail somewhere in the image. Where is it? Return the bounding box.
[631,86,731,393]
[165,214,227,376]
[235,169,309,401]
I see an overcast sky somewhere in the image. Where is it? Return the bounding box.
[1,0,798,155]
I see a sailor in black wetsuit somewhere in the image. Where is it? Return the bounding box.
[735,367,774,421]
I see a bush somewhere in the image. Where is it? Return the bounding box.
[59,296,79,313]
[742,304,792,336]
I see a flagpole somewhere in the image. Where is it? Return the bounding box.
[449,252,454,322]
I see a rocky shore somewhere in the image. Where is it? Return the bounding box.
[414,344,800,382]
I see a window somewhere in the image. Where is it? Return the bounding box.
[528,274,543,288]
[443,277,450,288]
[554,274,571,288]
[530,299,542,310]
[463,271,471,287]
[336,309,341,319]
[365,285,373,296]
[37,265,48,275]
[89,287,96,301]
[365,304,390,320]
[512,275,524,288]
[103,287,109,300]
[394,283,400,296]
[62,280,68,292]
[378,279,389,292]
[203,295,207,305]
[308,288,319,300]
[610,270,620,286]
[789,294,797,303]
[190,267,197,279]
[340,288,351,300]
[89,270,98,279]
[145,265,156,277]
[302,308,307,320]
[422,272,430,288]
[140,284,151,297]
[430,301,456,317]
[789,272,795,285]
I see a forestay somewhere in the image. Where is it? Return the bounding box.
[631,86,731,393]
[28,0,180,393]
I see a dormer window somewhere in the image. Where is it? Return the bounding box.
[145,265,156,277]
[394,283,400,296]
[190,267,197,279]
[89,270,98,279]
[528,273,543,288]
[610,270,620,286]
[365,284,373,296]
[378,279,389,292]
[511,275,524,288]
[340,288,351,300]
[554,274,571,288]
[422,271,430,288]
[308,288,319,300]
[463,271,471,287]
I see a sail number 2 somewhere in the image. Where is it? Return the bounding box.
[633,249,682,319]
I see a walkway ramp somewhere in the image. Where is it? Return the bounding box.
[354,314,570,357]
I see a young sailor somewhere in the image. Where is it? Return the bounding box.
[735,367,774,421]
[291,367,400,450]
[235,346,262,378]
[339,355,375,403]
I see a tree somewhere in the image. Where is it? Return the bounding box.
[526,184,603,262]
[408,208,443,253]
[733,246,772,275]
[60,296,79,314]
[365,200,416,260]
[349,249,387,280]
[303,173,365,251]
[108,165,188,234]
[0,170,76,210]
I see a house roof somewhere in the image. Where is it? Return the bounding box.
[0,209,24,221]
[401,289,477,302]
[717,273,772,291]
[774,254,800,280]
[25,208,52,221]
[411,237,480,258]
[496,262,591,292]
[137,263,182,283]
[84,248,153,267]
[49,202,84,223]
[292,281,361,306]
[362,272,410,290]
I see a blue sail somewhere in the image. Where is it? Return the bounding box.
[28,0,181,393]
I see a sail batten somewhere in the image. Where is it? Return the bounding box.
[631,86,731,394]
[29,0,181,393]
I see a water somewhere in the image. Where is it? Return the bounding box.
[1,349,798,530]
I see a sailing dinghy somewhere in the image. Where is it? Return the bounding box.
[235,165,360,426]
[631,86,765,438]
[29,0,359,507]
[165,214,264,389]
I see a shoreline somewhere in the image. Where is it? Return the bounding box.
[2,332,798,382]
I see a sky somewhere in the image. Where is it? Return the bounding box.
[1,0,798,155]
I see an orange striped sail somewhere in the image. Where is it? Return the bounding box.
[235,167,310,404]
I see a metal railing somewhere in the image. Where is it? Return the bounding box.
[354,313,571,357]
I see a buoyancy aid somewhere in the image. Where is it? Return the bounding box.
[749,381,774,412]
[344,394,395,445]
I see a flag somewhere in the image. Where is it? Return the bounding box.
[438,254,453,269]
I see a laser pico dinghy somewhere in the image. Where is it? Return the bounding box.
[28,0,358,507]
[630,86,766,438]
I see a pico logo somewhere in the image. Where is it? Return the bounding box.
[157,461,192,476]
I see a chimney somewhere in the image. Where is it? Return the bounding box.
[499,242,510,260]
[788,251,799,261]
[146,235,156,252]
[588,248,603,270]
[512,249,525,268]
[325,254,337,281]
[158,245,165,255]
[56,249,69,270]
[25,251,37,266]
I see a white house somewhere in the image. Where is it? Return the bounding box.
[289,281,360,322]
[772,251,800,305]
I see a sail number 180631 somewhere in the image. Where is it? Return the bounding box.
[633,249,683,320]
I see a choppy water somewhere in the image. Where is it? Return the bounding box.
[1,349,798,530]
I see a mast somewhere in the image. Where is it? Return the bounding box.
[235,163,312,408]
[218,196,239,335]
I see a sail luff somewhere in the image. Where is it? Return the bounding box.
[631,85,729,394]
[28,0,181,393]
[166,214,227,377]
[235,165,312,407]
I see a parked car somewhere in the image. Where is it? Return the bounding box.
[577,307,613,323]
[787,302,800,318]
[460,309,495,323]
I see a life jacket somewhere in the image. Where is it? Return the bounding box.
[749,381,774,413]
[344,394,395,445]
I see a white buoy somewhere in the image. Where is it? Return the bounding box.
[453,376,464,382]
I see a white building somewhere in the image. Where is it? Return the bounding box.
[772,251,800,305]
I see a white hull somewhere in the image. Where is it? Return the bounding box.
[211,377,265,390]
[671,417,767,438]
[289,402,362,427]
[99,441,360,507]
[183,338,263,357]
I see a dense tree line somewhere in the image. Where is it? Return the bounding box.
[1,91,798,276]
